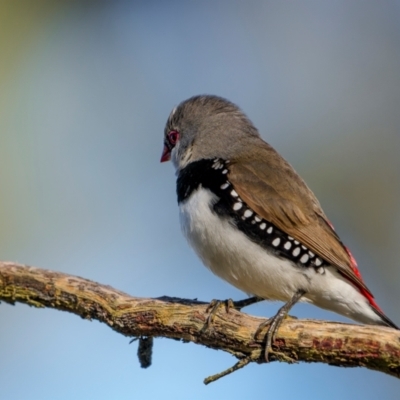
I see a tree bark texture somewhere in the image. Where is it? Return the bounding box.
[1,262,399,382]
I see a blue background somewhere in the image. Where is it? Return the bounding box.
[0,1,399,399]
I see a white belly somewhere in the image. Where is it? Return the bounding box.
[179,187,382,325]
[179,188,309,301]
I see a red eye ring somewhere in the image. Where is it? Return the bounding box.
[168,130,179,145]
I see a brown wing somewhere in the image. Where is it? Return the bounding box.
[228,142,371,294]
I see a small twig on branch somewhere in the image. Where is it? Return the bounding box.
[0,261,399,384]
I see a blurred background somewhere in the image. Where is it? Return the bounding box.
[0,0,399,399]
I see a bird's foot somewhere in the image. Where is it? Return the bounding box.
[203,299,232,330]
[254,290,305,361]
[203,296,263,332]
[253,312,286,362]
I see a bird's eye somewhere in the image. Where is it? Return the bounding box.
[168,130,179,145]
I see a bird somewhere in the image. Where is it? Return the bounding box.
[160,94,398,358]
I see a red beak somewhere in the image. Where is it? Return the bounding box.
[160,144,171,162]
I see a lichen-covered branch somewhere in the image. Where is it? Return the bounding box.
[1,261,399,383]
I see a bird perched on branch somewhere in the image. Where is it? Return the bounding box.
[161,95,398,358]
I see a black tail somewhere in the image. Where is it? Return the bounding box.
[372,307,399,330]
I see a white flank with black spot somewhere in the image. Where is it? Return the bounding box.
[180,188,382,324]
[176,158,385,325]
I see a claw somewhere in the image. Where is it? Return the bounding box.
[203,296,264,332]
[204,299,223,329]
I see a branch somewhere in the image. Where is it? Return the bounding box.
[1,262,399,383]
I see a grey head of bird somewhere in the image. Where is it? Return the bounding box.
[161,95,261,170]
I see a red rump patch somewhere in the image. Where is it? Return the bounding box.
[344,245,361,278]
[326,218,383,312]
[326,220,336,231]
[344,245,383,312]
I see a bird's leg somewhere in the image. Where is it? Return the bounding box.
[254,289,305,361]
[204,296,264,331]
[231,296,264,310]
